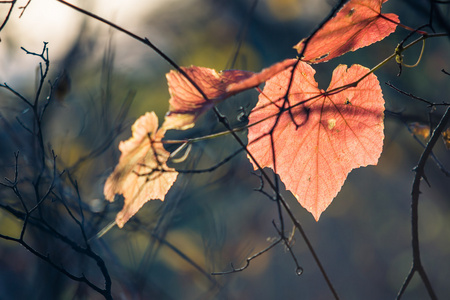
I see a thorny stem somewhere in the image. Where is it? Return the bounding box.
[396,107,450,300]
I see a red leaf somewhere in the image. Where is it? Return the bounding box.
[162,67,254,130]
[104,112,178,228]
[294,0,399,63]
[247,62,384,220]
[226,59,297,94]
[162,60,297,130]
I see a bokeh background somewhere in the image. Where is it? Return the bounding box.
[0,0,450,299]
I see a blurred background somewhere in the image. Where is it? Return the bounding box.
[0,0,449,299]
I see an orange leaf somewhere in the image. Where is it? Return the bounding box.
[104,112,178,228]
[226,59,297,94]
[247,62,384,220]
[162,67,254,130]
[294,0,399,63]
[162,60,297,130]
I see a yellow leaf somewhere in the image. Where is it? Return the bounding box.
[104,112,178,228]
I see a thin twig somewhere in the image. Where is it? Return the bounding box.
[386,82,449,106]
[18,0,32,18]
[0,0,16,32]
[151,233,218,285]
[211,237,282,275]
[0,44,113,299]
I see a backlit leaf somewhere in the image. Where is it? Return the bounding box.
[294,0,399,63]
[163,67,253,130]
[162,60,297,130]
[104,112,178,228]
[226,59,297,93]
[247,62,384,220]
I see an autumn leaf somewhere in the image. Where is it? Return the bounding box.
[226,59,297,93]
[162,67,253,130]
[247,62,384,220]
[104,112,178,228]
[162,60,297,130]
[294,0,399,63]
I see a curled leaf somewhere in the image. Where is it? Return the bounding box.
[226,59,297,94]
[294,0,399,63]
[248,62,385,220]
[162,67,254,130]
[162,60,297,130]
[104,112,178,228]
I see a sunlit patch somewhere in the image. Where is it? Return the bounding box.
[328,118,336,130]
[267,0,303,21]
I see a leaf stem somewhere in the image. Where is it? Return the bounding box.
[379,14,428,35]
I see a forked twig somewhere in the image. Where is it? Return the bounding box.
[0,44,113,299]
